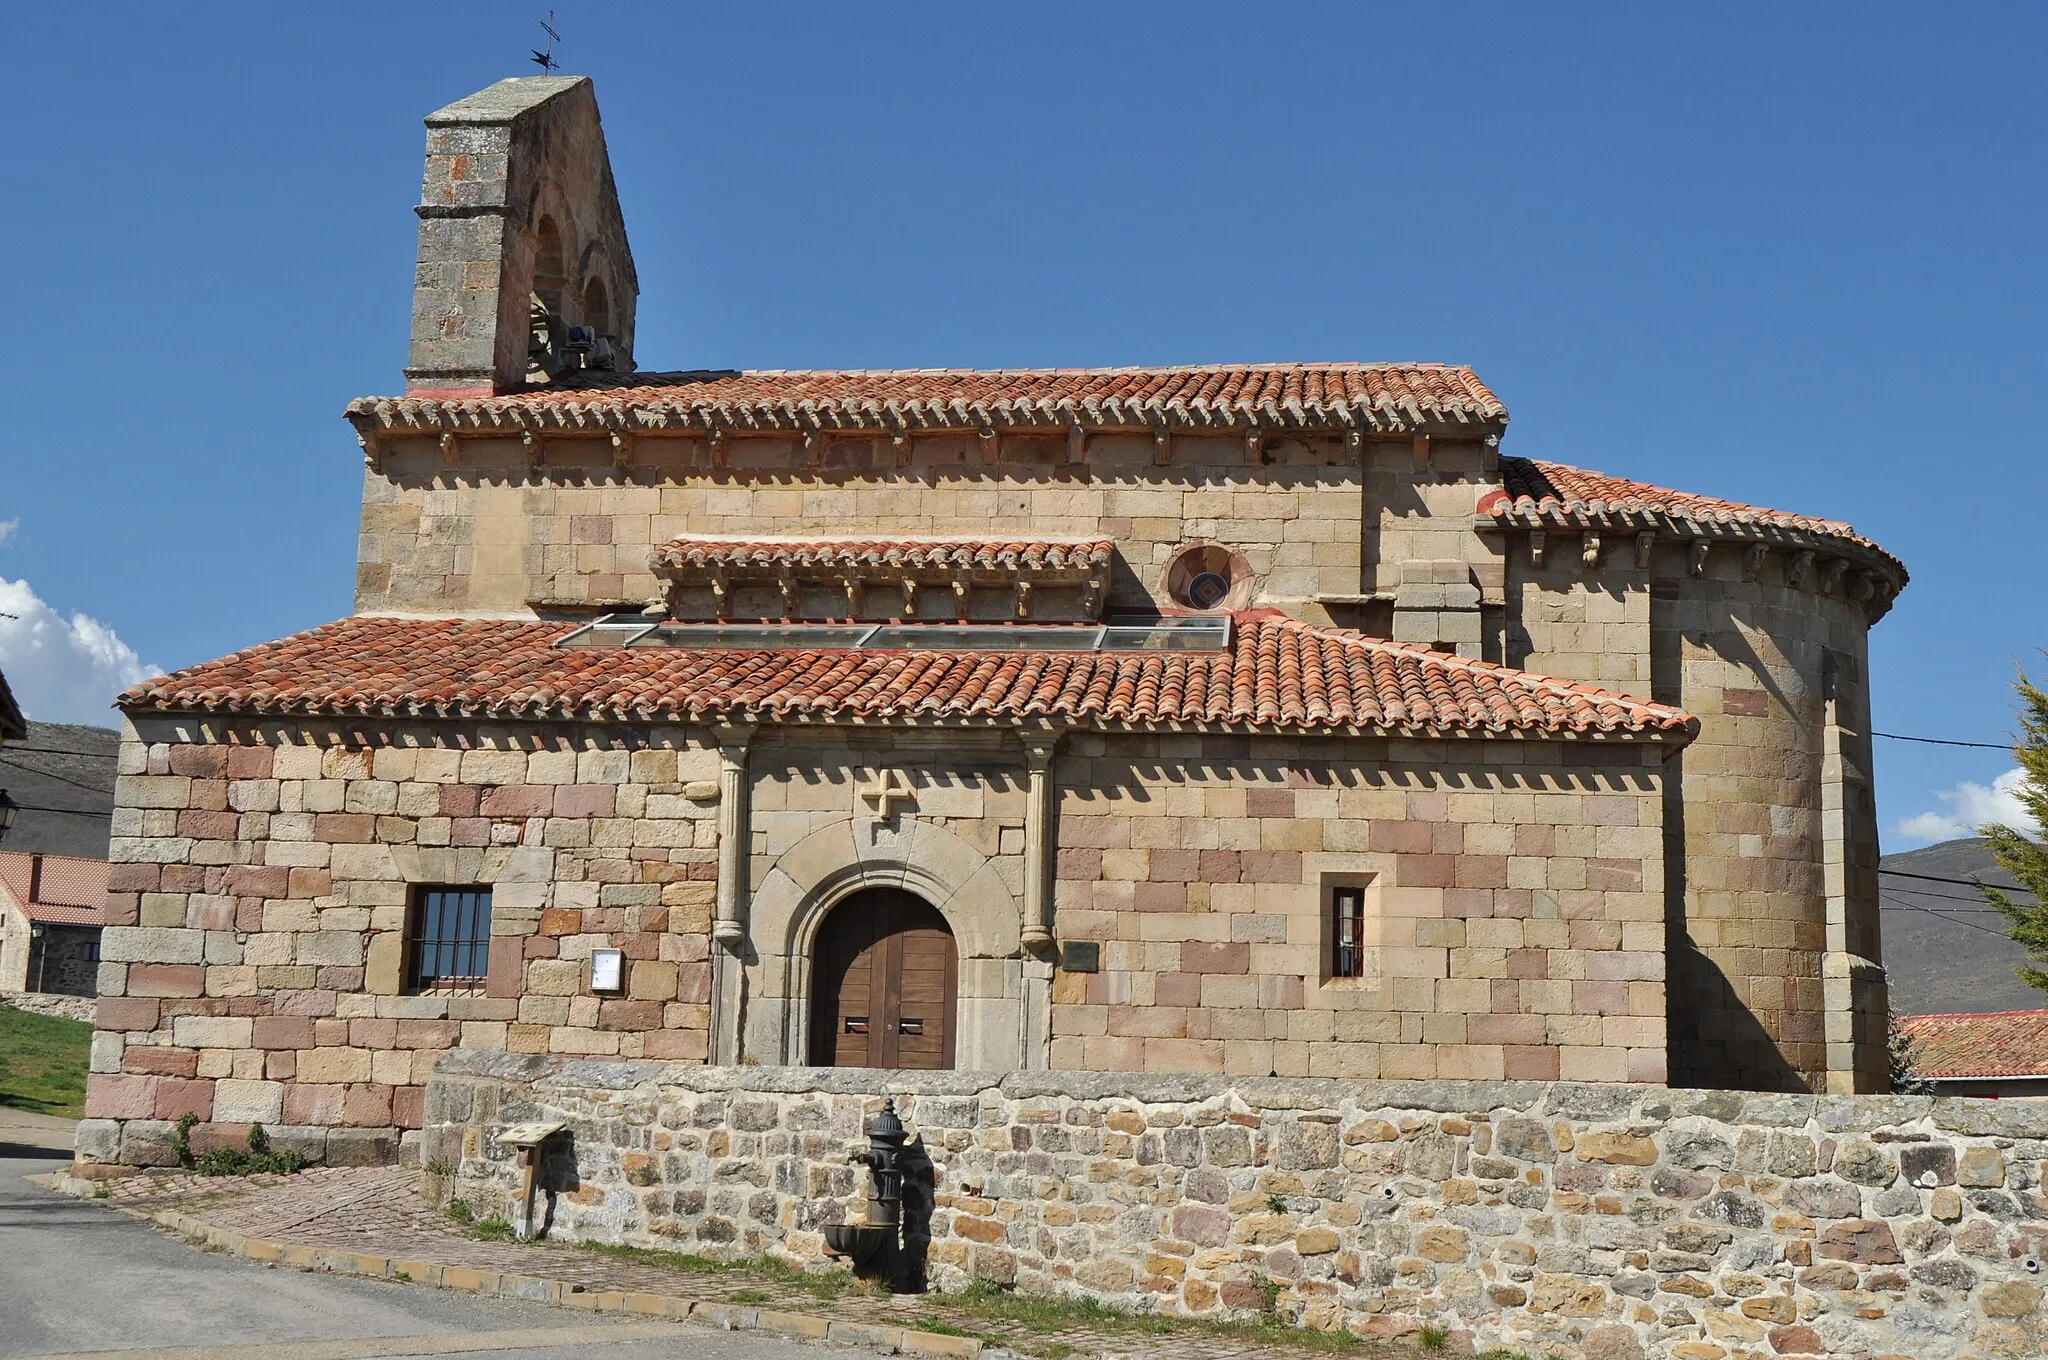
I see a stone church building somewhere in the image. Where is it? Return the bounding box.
[80,76,1905,1168]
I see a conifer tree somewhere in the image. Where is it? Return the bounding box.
[1985,667,2048,990]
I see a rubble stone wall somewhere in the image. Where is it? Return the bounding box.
[427,1053,2048,1360]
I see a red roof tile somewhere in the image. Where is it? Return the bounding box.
[650,536,1113,574]
[1483,458,1902,575]
[119,613,1697,741]
[1900,1010,2048,1079]
[0,850,106,927]
[348,363,1507,437]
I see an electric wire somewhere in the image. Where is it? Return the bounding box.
[1873,732,2014,751]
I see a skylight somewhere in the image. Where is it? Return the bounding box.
[555,615,1232,653]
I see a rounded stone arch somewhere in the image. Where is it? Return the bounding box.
[741,818,1031,1071]
[521,180,582,311]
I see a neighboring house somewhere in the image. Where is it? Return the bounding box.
[0,851,108,996]
[0,676,119,998]
[82,76,1908,1169]
[1899,1010,2048,1097]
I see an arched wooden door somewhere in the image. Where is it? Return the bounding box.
[810,889,958,1069]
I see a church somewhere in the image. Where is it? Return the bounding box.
[80,76,1905,1169]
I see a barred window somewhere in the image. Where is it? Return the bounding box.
[408,887,493,992]
[1330,884,1367,979]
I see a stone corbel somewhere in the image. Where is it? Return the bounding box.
[358,430,382,469]
[1786,549,1815,590]
[892,423,915,468]
[440,430,461,467]
[777,570,800,620]
[1848,570,1877,603]
[901,577,919,619]
[1743,544,1769,583]
[1081,574,1105,621]
[801,422,824,464]
[610,429,633,471]
[1580,533,1601,568]
[521,428,544,469]
[706,426,728,469]
[710,575,731,622]
[1015,580,1035,620]
[1019,729,1064,954]
[977,425,1000,464]
[953,579,972,622]
[1152,425,1173,466]
[1346,427,1365,462]
[1244,422,1264,465]
[845,576,864,619]
[1634,531,1657,571]
[1819,558,1848,594]
[1411,434,1432,473]
[1688,541,1711,577]
[1529,529,1547,569]
[1067,422,1088,466]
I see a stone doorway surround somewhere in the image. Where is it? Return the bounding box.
[740,812,1049,1071]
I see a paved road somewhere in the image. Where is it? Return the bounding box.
[0,1141,857,1360]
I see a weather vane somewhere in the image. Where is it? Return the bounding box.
[531,11,561,72]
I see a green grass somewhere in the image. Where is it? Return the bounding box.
[936,1280,1367,1355]
[570,1240,855,1303]
[0,1004,90,1118]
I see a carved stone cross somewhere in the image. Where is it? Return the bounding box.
[857,768,915,823]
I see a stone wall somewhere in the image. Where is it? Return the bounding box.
[354,433,1498,620]
[427,1053,2048,1360]
[82,713,720,1168]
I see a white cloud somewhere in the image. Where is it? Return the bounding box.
[1895,768,2042,845]
[0,520,17,545]
[0,576,159,727]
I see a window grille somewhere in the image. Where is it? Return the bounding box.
[409,887,493,992]
[1331,885,1366,979]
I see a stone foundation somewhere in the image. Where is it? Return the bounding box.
[425,1052,2048,1360]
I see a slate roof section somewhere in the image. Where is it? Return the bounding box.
[0,722,117,860]
[119,612,1697,742]
[1484,458,1903,576]
[0,850,107,927]
[650,536,1114,575]
[1900,1010,2048,1080]
[347,363,1508,438]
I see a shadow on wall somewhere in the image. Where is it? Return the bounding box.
[1667,939,1807,1093]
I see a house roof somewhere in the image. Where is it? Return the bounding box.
[0,670,25,742]
[650,536,1114,575]
[1900,1009,2048,1079]
[118,612,1697,741]
[0,722,117,859]
[349,363,1508,439]
[0,850,106,928]
[1483,458,1904,579]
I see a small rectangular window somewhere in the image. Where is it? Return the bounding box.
[408,887,493,992]
[1330,884,1367,979]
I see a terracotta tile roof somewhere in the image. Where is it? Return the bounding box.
[1900,1010,2048,1080]
[650,536,1113,575]
[0,850,106,927]
[119,612,1696,742]
[348,363,1508,438]
[1483,458,1903,577]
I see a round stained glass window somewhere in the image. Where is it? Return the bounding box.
[1186,571,1231,610]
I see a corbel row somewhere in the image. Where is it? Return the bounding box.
[1515,524,1899,613]
[675,566,1106,624]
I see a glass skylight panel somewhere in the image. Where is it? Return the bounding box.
[863,626,1107,651]
[628,624,878,648]
[556,615,1231,651]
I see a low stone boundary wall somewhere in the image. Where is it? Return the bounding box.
[2,991,96,1023]
[424,1051,2048,1360]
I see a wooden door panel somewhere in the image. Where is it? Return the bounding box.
[810,889,957,1070]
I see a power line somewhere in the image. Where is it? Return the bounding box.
[1874,731,2012,751]
[1880,891,2015,938]
[1880,867,2027,891]
[1,802,108,818]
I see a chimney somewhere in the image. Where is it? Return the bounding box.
[27,852,41,903]
[404,76,638,396]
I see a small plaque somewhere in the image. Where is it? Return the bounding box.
[589,948,625,994]
[1059,940,1101,973]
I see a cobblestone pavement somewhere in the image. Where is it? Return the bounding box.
[73,1168,1409,1360]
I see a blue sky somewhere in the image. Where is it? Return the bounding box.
[0,3,2041,848]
